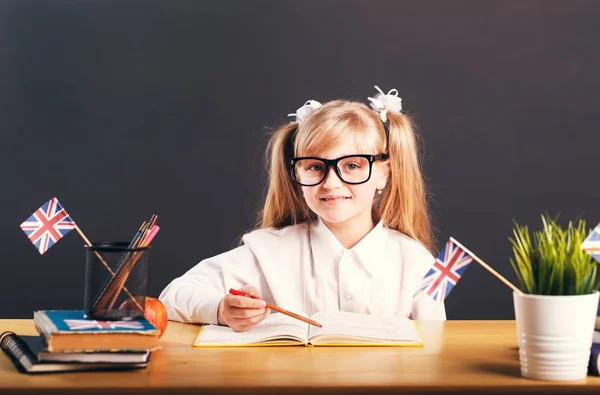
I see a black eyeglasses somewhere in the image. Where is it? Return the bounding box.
[289,154,388,186]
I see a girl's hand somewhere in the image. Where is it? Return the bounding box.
[217,285,271,332]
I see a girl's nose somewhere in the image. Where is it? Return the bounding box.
[322,167,343,188]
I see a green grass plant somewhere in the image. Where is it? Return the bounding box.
[510,214,600,295]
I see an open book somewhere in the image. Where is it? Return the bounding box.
[194,311,422,347]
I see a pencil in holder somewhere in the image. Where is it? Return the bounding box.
[84,242,149,321]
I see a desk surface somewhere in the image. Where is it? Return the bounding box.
[1,319,599,394]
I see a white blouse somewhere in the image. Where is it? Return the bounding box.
[159,218,446,324]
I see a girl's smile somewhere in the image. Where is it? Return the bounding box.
[319,194,351,205]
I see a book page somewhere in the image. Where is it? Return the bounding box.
[194,313,309,346]
[307,311,420,345]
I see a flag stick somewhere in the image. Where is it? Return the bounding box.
[450,237,523,295]
[74,226,144,311]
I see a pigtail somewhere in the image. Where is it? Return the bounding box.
[379,112,434,252]
[258,123,313,229]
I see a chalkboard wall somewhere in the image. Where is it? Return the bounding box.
[2,1,599,319]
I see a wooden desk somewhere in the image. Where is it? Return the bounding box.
[1,320,599,394]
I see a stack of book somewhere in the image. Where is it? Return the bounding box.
[1,310,159,374]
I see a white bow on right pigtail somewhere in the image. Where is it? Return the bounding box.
[367,85,402,123]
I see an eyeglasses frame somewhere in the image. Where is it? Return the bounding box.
[289,153,389,187]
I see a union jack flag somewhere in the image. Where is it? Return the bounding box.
[581,223,600,263]
[64,319,144,331]
[419,238,473,303]
[20,198,77,254]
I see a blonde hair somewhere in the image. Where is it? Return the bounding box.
[257,100,434,252]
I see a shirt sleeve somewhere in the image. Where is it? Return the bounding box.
[410,292,447,321]
[403,240,447,321]
[158,243,270,324]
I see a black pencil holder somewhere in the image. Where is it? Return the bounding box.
[84,242,149,321]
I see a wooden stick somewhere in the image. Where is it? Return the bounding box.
[450,237,523,295]
[75,226,144,311]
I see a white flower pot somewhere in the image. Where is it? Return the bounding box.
[513,291,600,381]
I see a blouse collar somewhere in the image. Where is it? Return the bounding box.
[309,217,387,276]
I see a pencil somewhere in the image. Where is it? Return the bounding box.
[137,215,158,246]
[229,288,322,328]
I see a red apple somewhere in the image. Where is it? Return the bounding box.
[144,297,169,338]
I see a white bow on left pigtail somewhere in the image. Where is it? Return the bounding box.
[288,100,322,125]
[368,85,402,123]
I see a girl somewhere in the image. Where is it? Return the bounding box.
[159,86,445,332]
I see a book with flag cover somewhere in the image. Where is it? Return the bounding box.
[0,331,148,374]
[34,310,159,352]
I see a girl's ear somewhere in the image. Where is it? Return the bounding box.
[377,160,390,189]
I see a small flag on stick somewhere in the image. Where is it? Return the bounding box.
[581,223,600,263]
[19,197,146,312]
[420,238,474,302]
[20,198,76,254]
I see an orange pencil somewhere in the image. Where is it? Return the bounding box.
[229,288,322,328]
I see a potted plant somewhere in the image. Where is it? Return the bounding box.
[510,214,600,381]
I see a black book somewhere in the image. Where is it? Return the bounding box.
[590,342,600,377]
[0,331,148,374]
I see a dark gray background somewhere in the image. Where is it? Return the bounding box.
[1,1,599,319]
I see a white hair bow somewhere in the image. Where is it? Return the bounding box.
[368,85,402,123]
[288,100,322,125]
